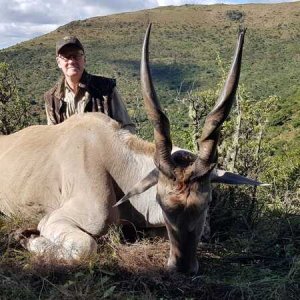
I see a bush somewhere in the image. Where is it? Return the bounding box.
[0,62,33,134]
[226,10,245,22]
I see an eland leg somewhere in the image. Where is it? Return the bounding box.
[20,206,100,260]
[22,225,97,260]
[21,220,98,260]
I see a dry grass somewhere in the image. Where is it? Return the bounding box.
[0,209,299,299]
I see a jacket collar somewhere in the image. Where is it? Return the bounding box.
[53,70,91,99]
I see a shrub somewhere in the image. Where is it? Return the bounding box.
[0,62,33,134]
[226,10,245,22]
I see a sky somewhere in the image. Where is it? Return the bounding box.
[0,0,297,49]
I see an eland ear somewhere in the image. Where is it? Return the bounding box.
[113,168,159,207]
[211,169,270,186]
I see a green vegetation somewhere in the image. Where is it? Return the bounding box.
[0,2,299,299]
[0,63,34,134]
[1,2,300,123]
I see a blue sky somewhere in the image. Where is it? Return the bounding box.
[0,0,297,49]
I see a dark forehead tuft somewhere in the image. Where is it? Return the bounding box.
[172,150,197,167]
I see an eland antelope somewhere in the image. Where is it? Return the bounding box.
[0,25,264,274]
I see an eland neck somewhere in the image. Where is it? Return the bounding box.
[103,128,164,227]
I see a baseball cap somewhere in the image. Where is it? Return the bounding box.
[56,36,84,55]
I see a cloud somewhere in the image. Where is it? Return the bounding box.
[0,0,158,23]
[0,0,298,49]
[0,0,161,48]
[157,0,297,3]
[0,22,57,49]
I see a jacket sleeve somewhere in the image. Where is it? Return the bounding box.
[109,87,136,133]
[44,93,57,125]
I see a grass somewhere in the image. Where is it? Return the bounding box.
[0,197,299,299]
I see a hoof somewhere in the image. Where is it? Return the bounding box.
[10,228,40,242]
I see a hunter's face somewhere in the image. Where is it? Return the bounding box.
[56,45,86,80]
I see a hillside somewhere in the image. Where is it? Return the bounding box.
[0,3,299,107]
[0,2,299,151]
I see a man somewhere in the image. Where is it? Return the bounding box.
[44,36,135,132]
